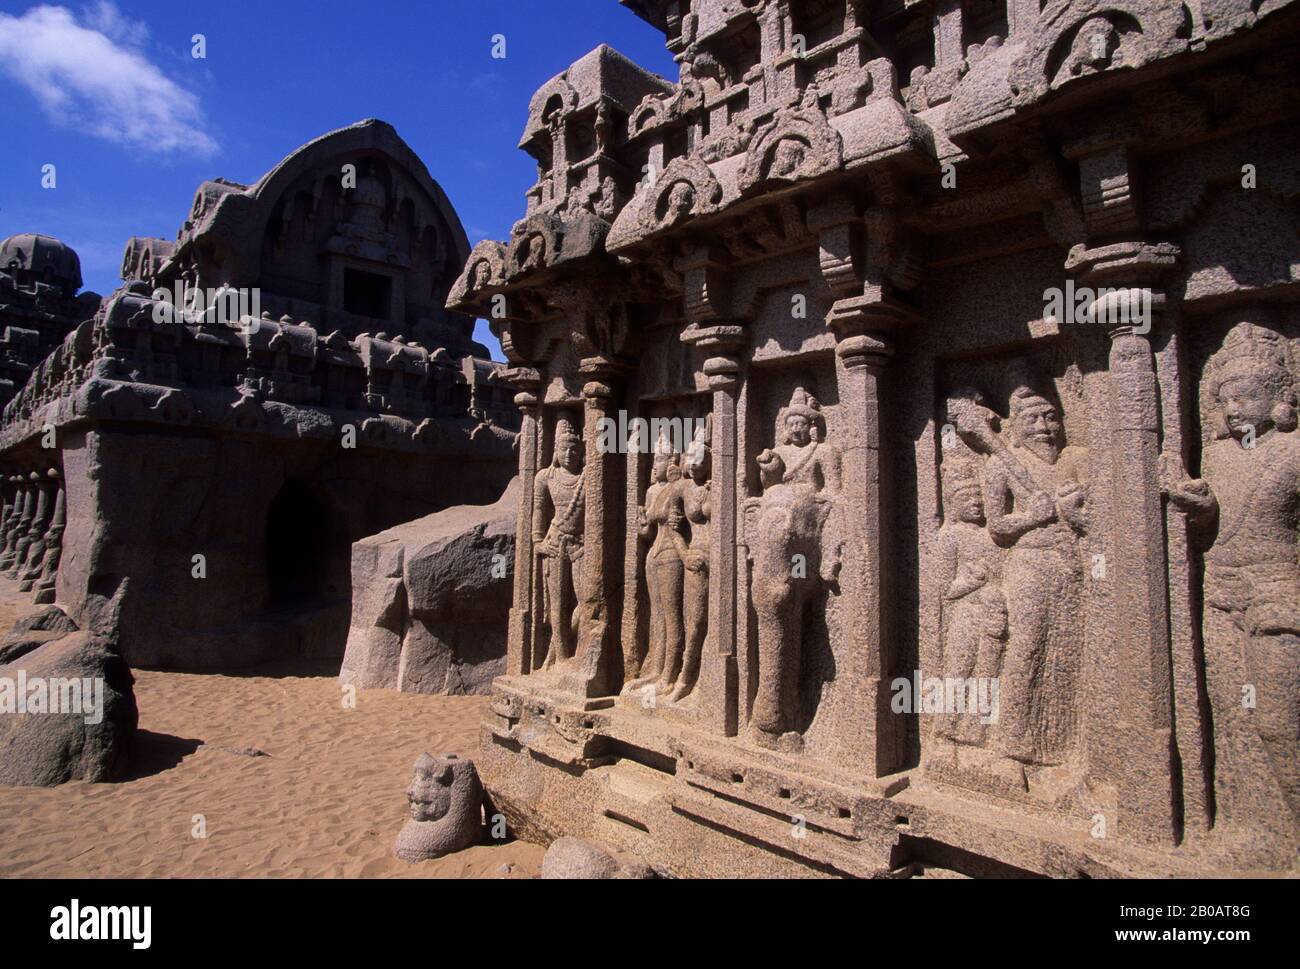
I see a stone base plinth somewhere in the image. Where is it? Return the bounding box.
[480,677,1292,878]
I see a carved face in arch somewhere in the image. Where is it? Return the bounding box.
[406,755,454,822]
[660,181,696,226]
[1218,375,1274,440]
[1009,399,1062,462]
[471,259,492,290]
[518,234,545,271]
[770,137,808,179]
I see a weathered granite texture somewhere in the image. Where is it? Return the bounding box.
[450,1,1300,877]
[393,753,484,861]
[540,836,654,878]
[339,478,519,695]
[0,120,519,669]
[0,628,137,787]
[0,603,79,665]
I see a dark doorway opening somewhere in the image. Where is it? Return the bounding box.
[265,479,331,607]
[343,267,391,320]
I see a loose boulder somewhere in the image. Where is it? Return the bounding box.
[0,630,137,786]
[339,478,518,695]
[540,837,655,879]
[0,604,79,665]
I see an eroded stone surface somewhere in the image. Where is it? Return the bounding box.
[0,630,137,787]
[540,836,653,879]
[340,479,519,694]
[393,752,483,862]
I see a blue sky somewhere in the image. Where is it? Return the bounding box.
[0,0,677,358]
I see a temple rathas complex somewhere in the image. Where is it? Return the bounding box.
[0,120,517,670]
[447,0,1300,876]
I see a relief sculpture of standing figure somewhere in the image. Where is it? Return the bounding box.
[748,388,842,749]
[625,432,688,696]
[981,382,1088,793]
[533,416,585,670]
[1164,321,1300,834]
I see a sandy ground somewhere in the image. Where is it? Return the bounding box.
[0,581,543,878]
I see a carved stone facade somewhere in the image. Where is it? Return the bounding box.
[0,235,102,410]
[449,1,1300,876]
[0,120,518,669]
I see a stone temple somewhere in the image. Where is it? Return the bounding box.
[0,120,518,669]
[446,0,1300,876]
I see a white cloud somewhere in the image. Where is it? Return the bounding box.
[0,3,216,157]
[81,1,149,48]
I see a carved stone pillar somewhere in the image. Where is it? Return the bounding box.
[32,474,65,604]
[0,476,18,541]
[815,197,914,777]
[19,468,59,590]
[1007,0,1042,38]
[682,322,748,736]
[0,475,30,565]
[8,471,44,576]
[830,320,908,777]
[506,366,541,677]
[558,355,626,699]
[1066,240,1182,847]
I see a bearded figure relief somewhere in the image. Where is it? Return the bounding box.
[977,379,1089,793]
[1164,321,1300,831]
[533,415,585,670]
[747,388,842,750]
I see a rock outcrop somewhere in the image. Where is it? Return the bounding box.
[339,478,518,695]
[0,629,137,786]
[0,603,79,665]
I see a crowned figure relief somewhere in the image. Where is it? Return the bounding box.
[533,415,586,669]
[747,388,842,749]
[1164,321,1300,830]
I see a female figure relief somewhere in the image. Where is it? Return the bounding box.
[671,420,711,703]
[625,432,688,697]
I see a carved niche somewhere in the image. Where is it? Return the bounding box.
[607,156,725,251]
[738,90,844,197]
[744,387,843,751]
[938,366,1091,802]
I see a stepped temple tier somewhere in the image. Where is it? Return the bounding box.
[0,234,103,411]
[0,120,519,670]
[446,1,1300,876]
